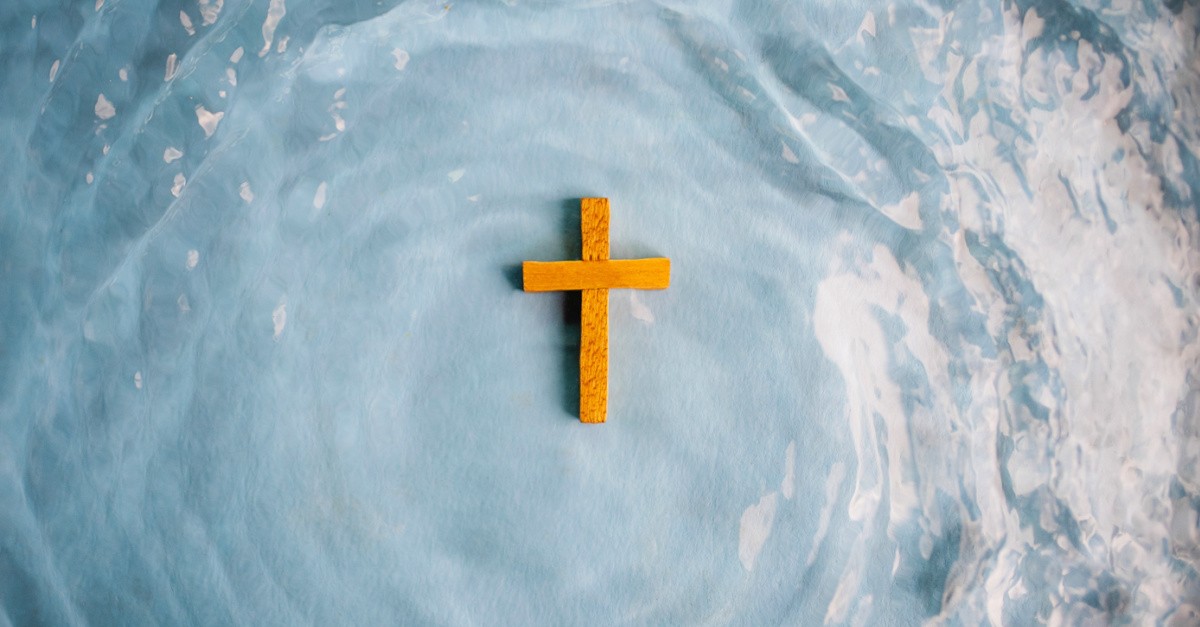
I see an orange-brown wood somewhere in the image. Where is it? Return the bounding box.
[522,198,669,424]
[580,198,610,424]
[580,288,607,423]
[581,197,609,261]
[522,259,671,292]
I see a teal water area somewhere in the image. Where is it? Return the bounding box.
[2,1,1199,624]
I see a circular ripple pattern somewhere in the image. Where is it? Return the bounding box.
[2,0,1199,624]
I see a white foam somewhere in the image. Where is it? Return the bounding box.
[781,142,799,164]
[878,191,922,230]
[804,462,845,567]
[199,0,223,26]
[858,12,876,40]
[738,492,778,572]
[195,105,224,138]
[94,94,115,119]
[780,442,796,499]
[313,182,327,210]
[259,0,287,57]
[272,298,287,340]
[629,292,654,324]
[392,48,410,71]
[829,83,849,103]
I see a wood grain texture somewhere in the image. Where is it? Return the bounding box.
[522,259,671,292]
[520,197,669,424]
[581,197,610,261]
[579,288,608,423]
[580,198,610,424]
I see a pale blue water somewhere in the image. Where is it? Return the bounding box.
[2,0,1199,624]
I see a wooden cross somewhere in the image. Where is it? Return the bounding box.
[523,198,670,423]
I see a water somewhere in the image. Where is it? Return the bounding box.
[2,0,1198,624]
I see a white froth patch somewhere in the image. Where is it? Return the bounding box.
[259,0,287,57]
[781,142,800,164]
[165,53,177,80]
[186,249,199,270]
[447,169,465,183]
[826,568,870,625]
[805,462,845,567]
[879,191,923,230]
[177,294,191,313]
[230,47,244,63]
[313,181,327,209]
[94,94,115,119]
[195,105,223,137]
[328,91,346,134]
[86,172,93,184]
[738,492,778,572]
[629,292,654,324]
[1022,7,1045,40]
[118,67,128,81]
[272,298,287,340]
[829,83,849,103]
[199,0,223,25]
[961,59,979,97]
[822,464,874,624]
[392,48,410,71]
[49,59,59,82]
[171,173,186,197]
[163,147,183,163]
[134,371,142,389]
[180,10,194,36]
[811,237,974,623]
[858,12,876,40]
[781,442,796,499]
[901,3,1200,617]
[993,30,1193,608]
[239,181,254,203]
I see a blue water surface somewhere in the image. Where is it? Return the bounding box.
[2,0,1200,624]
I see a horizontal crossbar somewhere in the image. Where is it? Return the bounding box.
[523,258,670,292]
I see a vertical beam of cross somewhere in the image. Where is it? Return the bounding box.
[523,198,670,424]
[579,198,610,424]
